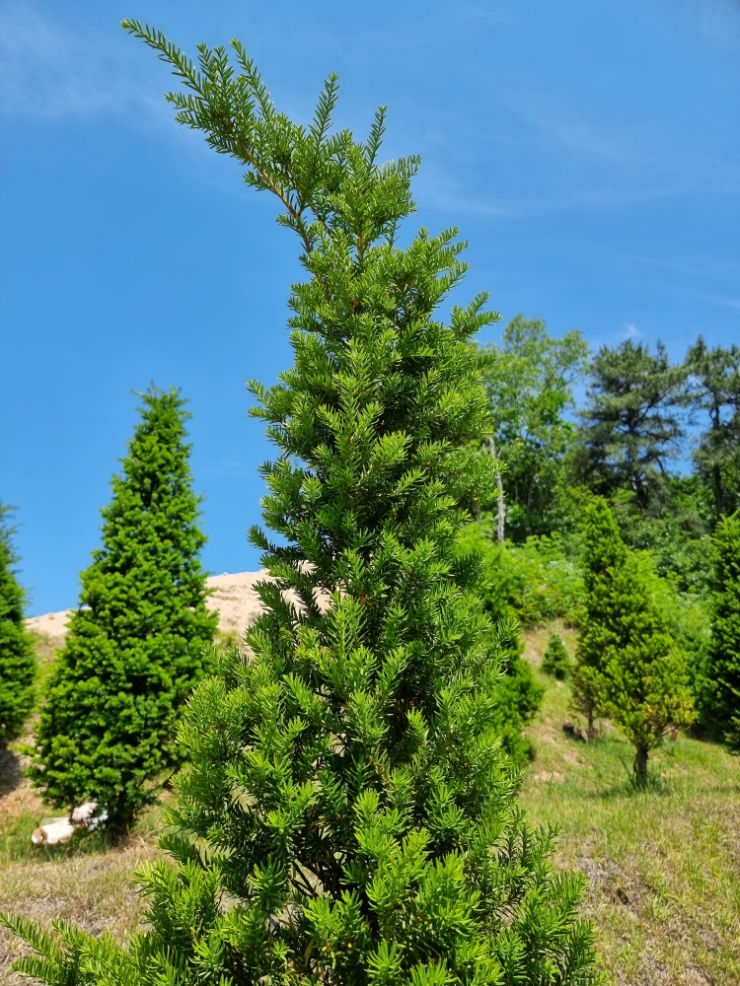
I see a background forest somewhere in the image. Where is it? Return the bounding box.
[477,318,739,680]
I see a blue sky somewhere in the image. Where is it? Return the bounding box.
[1,0,738,615]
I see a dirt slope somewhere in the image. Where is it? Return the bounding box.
[25,570,272,642]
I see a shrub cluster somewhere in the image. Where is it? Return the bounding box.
[458,522,583,628]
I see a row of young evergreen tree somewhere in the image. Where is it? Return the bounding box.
[0,22,737,984]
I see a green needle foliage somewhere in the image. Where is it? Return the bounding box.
[574,498,694,778]
[0,503,36,746]
[600,552,694,781]
[3,28,602,986]
[28,387,218,832]
[571,499,625,739]
[698,511,740,749]
[541,634,571,680]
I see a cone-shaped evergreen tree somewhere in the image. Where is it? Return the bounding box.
[542,634,571,680]
[29,387,218,831]
[3,31,602,986]
[0,504,36,746]
[574,498,693,777]
[571,499,624,738]
[600,551,694,780]
[699,510,740,749]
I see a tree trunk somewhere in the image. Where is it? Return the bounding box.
[586,708,597,742]
[633,744,649,783]
[489,437,505,543]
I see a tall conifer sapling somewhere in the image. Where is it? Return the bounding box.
[574,498,693,779]
[600,551,694,780]
[29,387,218,832]
[4,31,602,985]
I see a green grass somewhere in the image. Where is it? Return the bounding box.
[521,622,740,986]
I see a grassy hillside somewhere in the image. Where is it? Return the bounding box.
[521,623,740,986]
[1,625,739,985]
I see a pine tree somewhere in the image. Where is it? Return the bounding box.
[574,498,693,778]
[685,338,740,521]
[576,340,686,511]
[542,633,570,680]
[29,387,218,831]
[698,511,740,749]
[3,30,602,985]
[0,504,36,747]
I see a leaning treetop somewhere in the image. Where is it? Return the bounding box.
[4,25,602,986]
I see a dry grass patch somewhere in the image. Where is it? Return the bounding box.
[0,820,165,985]
[521,622,740,986]
[0,633,166,984]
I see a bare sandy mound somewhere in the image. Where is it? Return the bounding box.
[25,571,277,642]
[25,609,72,640]
[205,570,273,636]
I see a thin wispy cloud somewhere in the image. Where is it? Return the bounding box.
[623,323,641,340]
[505,93,740,195]
[414,163,704,222]
[0,4,151,121]
[701,292,740,312]
[0,4,245,198]
[684,0,740,48]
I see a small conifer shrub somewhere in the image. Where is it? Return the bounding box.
[698,510,740,750]
[601,552,694,780]
[571,498,623,738]
[3,31,603,986]
[29,387,218,831]
[574,498,694,778]
[0,504,36,746]
[542,633,571,680]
